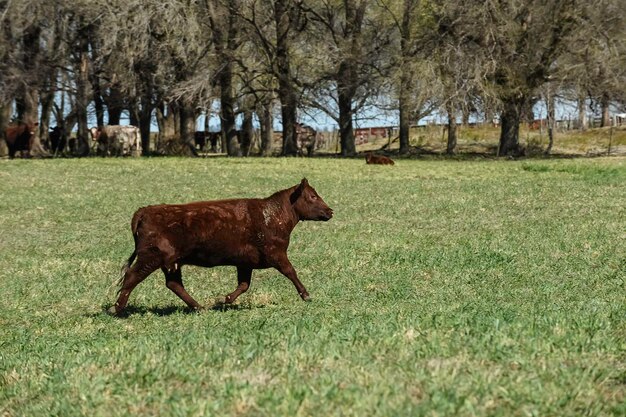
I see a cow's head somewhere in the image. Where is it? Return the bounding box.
[290,178,333,221]
[89,127,100,142]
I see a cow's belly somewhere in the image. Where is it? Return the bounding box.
[180,243,266,269]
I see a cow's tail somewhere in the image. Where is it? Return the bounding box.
[117,250,137,292]
[116,210,143,293]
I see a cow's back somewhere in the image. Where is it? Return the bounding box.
[133,199,263,267]
[95,125,141,156]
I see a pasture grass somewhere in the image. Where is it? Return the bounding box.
[1,156,625,416]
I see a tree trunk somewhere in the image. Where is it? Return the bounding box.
[92,79,105,127]
[338,86,356,156]
[218,61,241,157]
[157,101,178,147]
[139,95,152,155]
[203,110,210,151]
[545,91,555,155]
[105,86,124,125]
[577,94,587,131]
[129,98,139,127]
[0,101,11,157]
[337,58,357,156]
[484,108,494,126]
[260,100,273,156]
[179,102,198,156]
[274,0,298,156]
[498,97,524,157]
[462,106,470,126]
[446,103,457,154]
[241,108,254,156]
[278,84,298,156]
[76,46,91,156]
[208,0,241,156]
[335,0,364,157]
[39,85,55,149]
[600,92,610,127]
[397,0,417,155]
[15,26,47,157]
[398,85,410,154]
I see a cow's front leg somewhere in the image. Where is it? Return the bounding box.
[273,255,310,301]
[225,267,252,304]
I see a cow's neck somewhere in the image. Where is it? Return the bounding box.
[265,187,300,233]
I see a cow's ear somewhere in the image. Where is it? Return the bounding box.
[290,180,306,204]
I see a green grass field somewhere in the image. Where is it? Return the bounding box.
[1,156,624,416]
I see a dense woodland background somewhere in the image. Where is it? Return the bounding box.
[0,0,625,158]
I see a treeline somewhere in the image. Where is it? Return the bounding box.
[0,0,624,157]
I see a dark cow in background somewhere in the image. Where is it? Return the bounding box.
[90,125,142,156]
[110,178,333,315]
[365,152,395,165]
[194,131,208,150]
[207,132,220,152]
[194,131,222,153]
[48,126,67,155]
[5,122,38,158]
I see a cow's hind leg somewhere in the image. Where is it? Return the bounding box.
[162,267,203,311]
[111,257,159,316]
[224,267,252,304]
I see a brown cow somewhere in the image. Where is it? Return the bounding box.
[5,122,38,158]
[365,152,395,165]
[110,178,333,316]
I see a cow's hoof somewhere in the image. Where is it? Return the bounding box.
[301,294,312,302]
[106,306,126,317]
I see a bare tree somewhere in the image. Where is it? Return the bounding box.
[378,0,427,154]
[239,0,308,156]
[303,0,390,156]
[206,0,243,156]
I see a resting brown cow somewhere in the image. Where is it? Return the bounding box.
[110,178,333,316]
[5,122,38,158]
[365,152,395,165]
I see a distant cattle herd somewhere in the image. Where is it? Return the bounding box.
[2,122,145,158]
[2,123,325,158]
[2,122,395,164]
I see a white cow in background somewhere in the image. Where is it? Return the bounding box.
[89,125,142,157]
